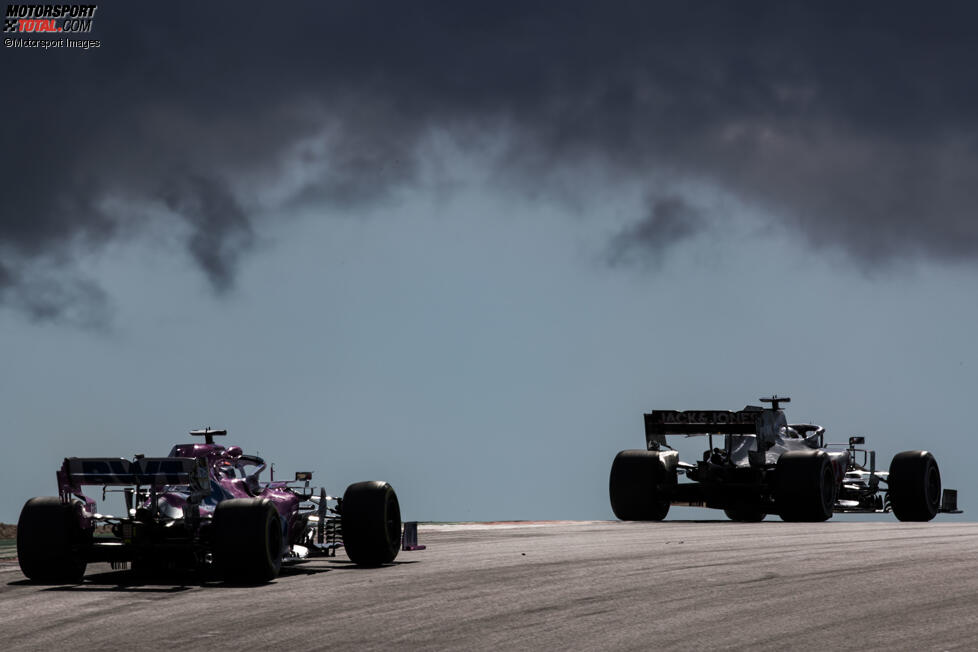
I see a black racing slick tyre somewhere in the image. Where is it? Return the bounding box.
[888,451,941,522]
[342,481,401,566]
[609,450,672,521]
[776,450,836,522]
[213,498,284,584]
[723,506,767,522]
[17,497,91,584]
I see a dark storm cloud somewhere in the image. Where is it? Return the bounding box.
[161,176,253,294]
[0,259,109,328]
[4,0,978,322]
[608,197,704,266]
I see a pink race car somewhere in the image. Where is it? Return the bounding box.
[17,428,403,583]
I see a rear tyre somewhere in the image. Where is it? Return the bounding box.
[888,451,941,522]
[609,450,671,521]
[776,451,835,522]
[342,482,401,566]
[17,497,91,584]
[213,498,284,584]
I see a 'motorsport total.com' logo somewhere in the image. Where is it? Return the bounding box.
[4,4,97,34]
[4,4,100,49]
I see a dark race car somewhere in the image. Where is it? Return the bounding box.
[17,428,405,584]
[610,396,961,522]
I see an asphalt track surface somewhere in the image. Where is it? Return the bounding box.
[2,520,978,650]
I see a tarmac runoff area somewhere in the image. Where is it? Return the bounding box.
[2,520,978,651]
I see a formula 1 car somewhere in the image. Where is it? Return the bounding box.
[610,396,960,522]
[17,428,404,584]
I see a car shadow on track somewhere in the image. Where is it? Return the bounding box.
[6,559,419,592]
[292,559,420,573]
[7,572,197,593]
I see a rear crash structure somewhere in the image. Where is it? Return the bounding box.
[610,396,960,522]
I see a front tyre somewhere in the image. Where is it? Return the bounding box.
[17,497,91,583]
[342,481,401,566]
[723,506,767,522]
[213,498,284,584]
[888,451,941,522]
[609,450,671,521]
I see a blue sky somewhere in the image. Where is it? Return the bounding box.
[3,2,977,522]
[3,162,975,521]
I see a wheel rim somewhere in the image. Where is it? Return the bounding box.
[820,465,835,512]
[925,463,941,509]
[266,509,283,563]
[385,491,401,545]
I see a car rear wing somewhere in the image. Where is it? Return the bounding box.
[59,456,209,492]
[646,410,762,449]
[645,410,761,436]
